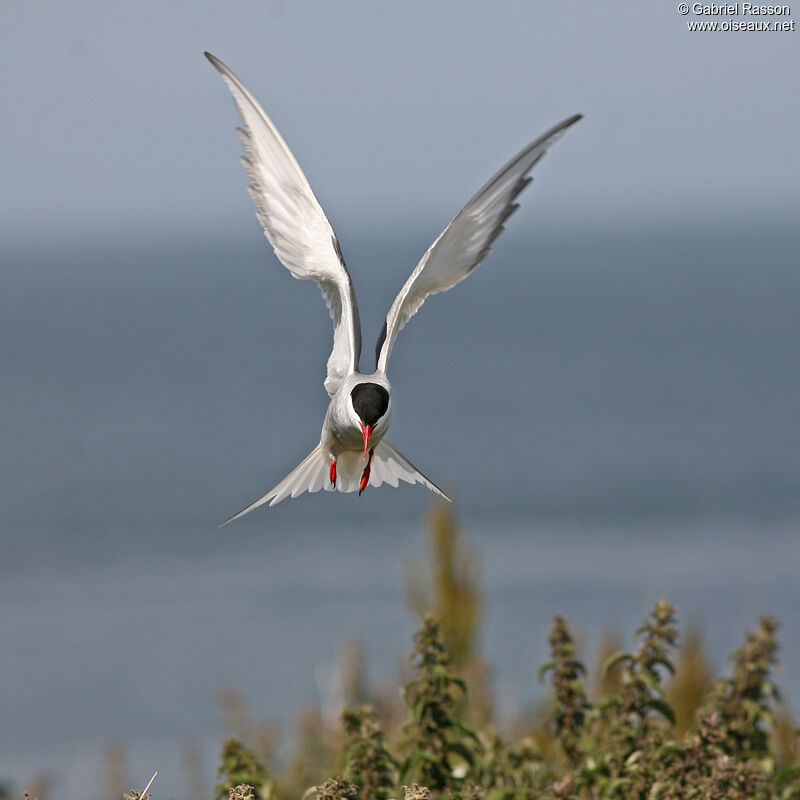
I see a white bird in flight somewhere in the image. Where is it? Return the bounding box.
[206,52,581,523]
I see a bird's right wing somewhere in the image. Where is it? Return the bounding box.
[206,52,361,396]
[375,114,582,373]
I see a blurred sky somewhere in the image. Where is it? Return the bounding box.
[2,0,798,248]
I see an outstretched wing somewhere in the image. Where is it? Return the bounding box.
[375,114,582,373]
[206,52,361,396]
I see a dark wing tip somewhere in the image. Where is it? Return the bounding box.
[565,113,583,128]
[204,51,225,71]
[547,114,583,139]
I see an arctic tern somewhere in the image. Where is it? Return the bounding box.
[205,52,581,522]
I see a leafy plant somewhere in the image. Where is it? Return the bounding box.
[204,507,799,800]
[400,616,480,791]
[214,738,273,800]
[341,705,397,800]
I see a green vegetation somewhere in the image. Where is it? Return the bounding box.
[209,506,799,800]
[18,506,792,800]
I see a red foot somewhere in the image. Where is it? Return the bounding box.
[329,459,337,487]
[358,448,374,496]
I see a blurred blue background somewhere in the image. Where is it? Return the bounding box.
[1,2,799,798]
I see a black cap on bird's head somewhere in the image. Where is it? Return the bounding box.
[351,383,389,459]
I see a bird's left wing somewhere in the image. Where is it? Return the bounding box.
[375,114,582,373]
[206,52,361,396]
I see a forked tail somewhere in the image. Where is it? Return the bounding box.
[220,440,450,524]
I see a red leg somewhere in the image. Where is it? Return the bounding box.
[329,459,337,487]
[358,448,374,496]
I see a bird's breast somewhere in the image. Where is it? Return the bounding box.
[329,420,366,450]
[323,399,392,454]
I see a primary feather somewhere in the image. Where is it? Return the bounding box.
[205,52,362,396]
[375,113,582,372]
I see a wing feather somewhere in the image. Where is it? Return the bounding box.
[375,114,581,372]
[206,52,361,395]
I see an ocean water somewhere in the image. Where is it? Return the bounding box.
[1,223,799,798]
